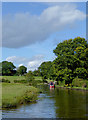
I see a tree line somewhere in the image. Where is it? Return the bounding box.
[0,37,88,85]
[0,61,41,76]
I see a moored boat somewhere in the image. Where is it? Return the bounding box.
[49,81,55,89]
[50,85,54,89]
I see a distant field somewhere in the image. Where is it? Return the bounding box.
[0,76,43,83]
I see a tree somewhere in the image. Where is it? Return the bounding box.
[26,71,35,85]
[2,61,16,76]
[33,69,41,76]
[53,37,88,83]
[74,68,87,79]
[17,65,27,76]
[38,61,52,79]
[38,37,88,84]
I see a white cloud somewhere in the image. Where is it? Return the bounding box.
[18,64,23,67]
[2,3,86,48]
[6,56,28,64]
[6,55,44,71]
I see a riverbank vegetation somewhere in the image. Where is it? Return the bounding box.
[0,76,43,109]
[2,83,39,109]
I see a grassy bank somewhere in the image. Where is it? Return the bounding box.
[2,83,39,109]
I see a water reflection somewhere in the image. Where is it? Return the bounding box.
[54,88,87,118]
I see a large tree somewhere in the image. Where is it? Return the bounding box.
[17,65,27,76]
[38,61,52,79]
[53,37,88,83]
[2,61,16,76]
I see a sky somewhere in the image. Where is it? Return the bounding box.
[2,2,86,71]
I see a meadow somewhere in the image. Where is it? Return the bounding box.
[0,76,43,109]
[2,83,39,109]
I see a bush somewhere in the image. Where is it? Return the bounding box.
[72,78,87,87]
[0,78,10,83]
[82,83,87,88]
[14,80,27,83]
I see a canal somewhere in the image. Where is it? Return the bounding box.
[2,85,88,119]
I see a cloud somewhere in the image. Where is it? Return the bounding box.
[2,3,86,48]
[6,56,28,64]
[6,55,44,71]
[19,64,24,67]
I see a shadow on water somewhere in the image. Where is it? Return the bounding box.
[54,88,87,118]
[2,85,88,119]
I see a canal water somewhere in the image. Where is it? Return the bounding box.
[2,85,88,119]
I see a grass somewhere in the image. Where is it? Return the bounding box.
[0,76,26,83]
[2,83,39,109]
[0,76,43,109]
[0,76,43,83]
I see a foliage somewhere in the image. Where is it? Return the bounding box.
[56,68,73,84]
[1,61,16,76]
[17,65,27,76]
[26,71,35,85]
[38,37,88,85]
[52,37,88,84]
[74,67,88,79]
[14,79,27,83]
[72,78,87,87]
[0,78,10,83]
[33,69,41,76]
[38,61,52,79]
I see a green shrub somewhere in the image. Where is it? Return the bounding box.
[14,80,27,83]
[72,78,87,87]
[0,78,10,83]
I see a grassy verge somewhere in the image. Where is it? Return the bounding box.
[2,83,39,109]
